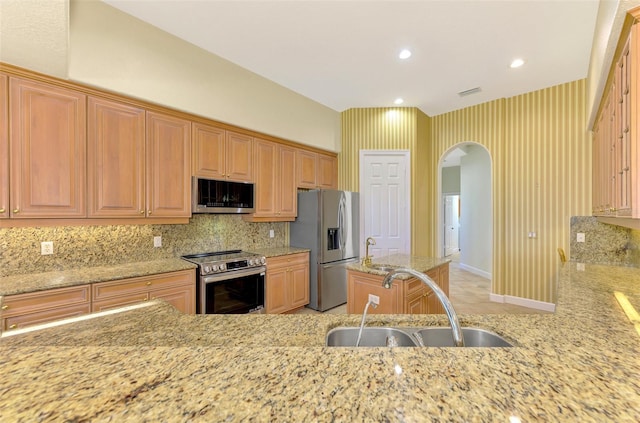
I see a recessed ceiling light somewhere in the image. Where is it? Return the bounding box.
[394,98,404,105]
[399,49,412,60]
[510,58,525,68]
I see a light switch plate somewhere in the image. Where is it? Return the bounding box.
[41,241,53,255]
[577,233,585,243]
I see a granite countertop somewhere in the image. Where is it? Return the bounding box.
[0,247,308,297]
[248,246,310,258]
[347,253,450,277]
[0,258,197,296]
[1,262,639,421]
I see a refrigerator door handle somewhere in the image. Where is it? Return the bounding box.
[338,194,346,251]
[321,257,360,269]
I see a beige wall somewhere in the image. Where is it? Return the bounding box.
[342,80,590,304]
[2,0,340,152]
[0,0,69,78]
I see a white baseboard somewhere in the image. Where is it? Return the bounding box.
[489,293,556,312]
[459,263,491,279]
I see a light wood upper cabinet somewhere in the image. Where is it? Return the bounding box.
[0,74,7,219]
[245,138,296,222]
[146,111,191,217]
[296,150,338,190]
[9,77,87,218]
[88,97,146,217]
[192,123,253,182]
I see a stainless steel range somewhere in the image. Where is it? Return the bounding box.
[182,250,266,314]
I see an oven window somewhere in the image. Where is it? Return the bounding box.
[202,273,264,314]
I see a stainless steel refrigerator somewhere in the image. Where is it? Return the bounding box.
[290,190,359,311]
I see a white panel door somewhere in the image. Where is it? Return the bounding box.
[359,151,410,258]
[444,194,460,256]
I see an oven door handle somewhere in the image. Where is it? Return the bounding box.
[201,266,266,284]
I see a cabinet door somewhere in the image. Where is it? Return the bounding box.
[0,74,7,218]
[317,153,338,189]
[146,111,191,217]
[88,97,145,217]
[266,266,288,314]
[296,150,317,188]
[406,292,426,314]
[9,77,86,217]
[347,270,402,314]
[278,145,297,218]
[151,284,196,314]
[192,122,226,179]
[252,139,278,217]
[226,131,253,182]
[289,262,309,309]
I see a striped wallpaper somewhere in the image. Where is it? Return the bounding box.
[340,79,591,303]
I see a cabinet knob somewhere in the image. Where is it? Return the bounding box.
[0,208,5,213]
[13,209,19,214]
[140,210,145,214]
[148,210,152,215]
[146,281,152,286]
[1,305,8,310]
[9,324,17,329]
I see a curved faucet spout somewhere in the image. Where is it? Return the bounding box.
[381,268,464,347]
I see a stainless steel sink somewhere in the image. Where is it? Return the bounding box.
[414,327,513,347]
[326,327,418,347]
[368,264,398,272]
[326,327,513,347]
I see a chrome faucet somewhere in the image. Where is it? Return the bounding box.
[362,237,376,266]
[381,268,464,347]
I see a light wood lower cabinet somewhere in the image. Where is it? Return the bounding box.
[265,252,309,314]
[347,263,449,314]
[92,269,195,314]
[1,285,91,331]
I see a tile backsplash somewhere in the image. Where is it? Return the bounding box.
[570,216,640,266]
[0,215,287,277]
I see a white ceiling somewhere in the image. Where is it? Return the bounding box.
[102,0,600,116]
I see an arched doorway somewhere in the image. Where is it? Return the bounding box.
[438,142,493,300]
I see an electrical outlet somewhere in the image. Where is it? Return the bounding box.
[576,233,585,243]
[368,294,380,306]
[269,229,275,238]
[153,236,162,248]
[41,241,54,255]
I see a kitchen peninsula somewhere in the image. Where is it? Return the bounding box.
[1,262,639,421]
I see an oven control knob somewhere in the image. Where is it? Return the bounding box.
[249,258,256,266]
[260,257,266,265]
[204,265,211,273]
[212,264,219,272]
[220,263,227,271]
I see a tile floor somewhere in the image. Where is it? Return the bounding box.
[293,253,550,315]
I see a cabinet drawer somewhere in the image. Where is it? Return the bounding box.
[2,285,90,316]
[267,252,308,270]
[405,277,422,297]
[3,303,91,331]
[92,293,150,313]
[92,270,193,300]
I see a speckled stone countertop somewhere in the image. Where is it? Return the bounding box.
[248,246,310,258]
[347,253,450,278]
[1,262,640,421]
[0,258,197,296]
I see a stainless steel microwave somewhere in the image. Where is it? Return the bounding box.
[192,177,255,214]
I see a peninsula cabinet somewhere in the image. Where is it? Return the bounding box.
[265,252,309,314]
[87,96,146,217]
[92,269,195,314]
[0,74,7,219]
[1,285,91,331]
[296,150,338,190]
[244,138,297,222]
[347,263,450,314]
[9,77,87,218]
[146,111,191,217]
[192,122,253,182]
[592,7,640,220]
